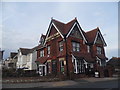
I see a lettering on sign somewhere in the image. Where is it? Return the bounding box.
[46,32,60,42]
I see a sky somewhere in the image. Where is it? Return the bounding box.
[0,2,118,59]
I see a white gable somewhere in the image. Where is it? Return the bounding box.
[66,22,87,43]
[94,31,107,46]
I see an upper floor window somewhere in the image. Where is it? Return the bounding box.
[87,45,90,53]
[72,42,80,52]
[40,50,44,57]
[97,47,102,54]
[59,41,64,51]
[47,46,50,55]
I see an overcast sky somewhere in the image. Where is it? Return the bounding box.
[1,2,118,59]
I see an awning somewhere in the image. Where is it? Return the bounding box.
[73,53,95,63]
[97,54,108,60]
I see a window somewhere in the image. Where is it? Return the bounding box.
[101,60,106,67]
[59,41,64,51]
[87,45,90,53]
[97,47,102,54]
[76,60,85,73]
[47,46,50,55]
[40,50,44,57]
[60,60,64,73]
[47,62,51,73]
[72,42,80,52]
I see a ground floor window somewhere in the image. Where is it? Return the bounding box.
[76,60,85,73]
[60,60,64,74]
[73,59,85,74]
[73,57,94,74]
[47,62,51,74]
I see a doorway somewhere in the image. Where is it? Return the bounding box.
[39,65,46,76]
[52,60,57,75]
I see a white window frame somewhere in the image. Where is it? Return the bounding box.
[97,47,102,54]
[59,41,64,51]
[47,46,50,55]
[72,42,80,52]
[40,50,44,57]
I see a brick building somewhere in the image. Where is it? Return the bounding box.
[35,18,109,78]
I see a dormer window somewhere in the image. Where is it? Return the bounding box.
[97,47,102,54]
[40,50,44,57]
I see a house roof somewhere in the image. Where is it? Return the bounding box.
[19,45,40,55]
[19,48,32,55]
[10,52,18,59]
[86,28,99,44]
[107,57,120,67]
[39,18,106,49]
[49,18,104,44]
[97,54,108,60]
[73,53,95,62]
[36,57,48,64]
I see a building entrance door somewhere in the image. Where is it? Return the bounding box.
[39,65,46,76]
[52,60,57,75]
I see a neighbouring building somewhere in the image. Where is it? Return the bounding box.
[107,57,120,77]
[3,52,18,69]
[36,18,109,78]
[0,49,4,61]
[0,49,4,69]
[16,46,39,71]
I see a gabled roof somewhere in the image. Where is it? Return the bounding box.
[52,19,65,35]
[51,18,77,35]
[45,18,87,43]
[42,18,106,46]
[10,52,18,59]
[86,28,99,44]
[19,48,32,55]
[52,18,84,36]
[86,27,107,46]
[19,45,40,55]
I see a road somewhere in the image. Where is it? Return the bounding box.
[56,79,119,88]
[2,78,119,89]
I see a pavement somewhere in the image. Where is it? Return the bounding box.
[74,77,119,82]
[2,77,119,88]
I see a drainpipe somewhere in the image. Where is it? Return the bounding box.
[64,35,69,79]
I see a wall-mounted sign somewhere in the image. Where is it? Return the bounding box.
[46,32,60,42]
